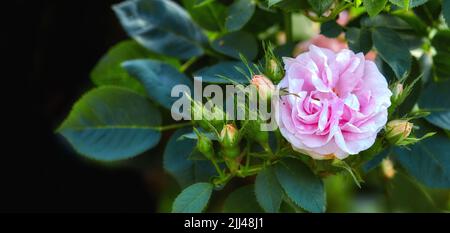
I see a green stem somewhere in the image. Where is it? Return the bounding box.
[283,12,293,43]
[179,56,199,73]
[211,159,225,178]
[153,122,192,131]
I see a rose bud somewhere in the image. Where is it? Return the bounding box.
[219,124,240,159]
[251,75,275,100]
[386,120,413,145]
[381,158,396,179]
[194,128,215,159]
[392,83,404,103]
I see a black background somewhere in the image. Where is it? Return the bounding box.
[3,0,157,212]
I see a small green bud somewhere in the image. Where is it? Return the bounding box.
[386,120,413,145]
[391,83,404,103]
[194,128,214,159]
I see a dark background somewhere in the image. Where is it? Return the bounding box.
[3,0,158,212]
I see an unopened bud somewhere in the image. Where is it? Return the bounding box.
[251,75,275,100]
[392,83,404,102]
[220,124,239,148]
[386,120,413,145]
[219,124,240,158]
[381,158,396,179]
[195,128,214,159]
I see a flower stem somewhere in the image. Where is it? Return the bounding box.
[283,12,293,43]
[179,56,199,73]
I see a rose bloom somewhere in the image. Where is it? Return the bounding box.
[275,45,392,159]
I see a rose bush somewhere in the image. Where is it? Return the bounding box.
[57,0,450,213]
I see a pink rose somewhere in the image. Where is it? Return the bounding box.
[275,45,392,159]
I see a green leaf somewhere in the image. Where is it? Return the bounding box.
[112,0,207,60]
[394,124,450,188]
[418,80,450,130]
[346,27,373,54]
[361,14,412,30]
[225,0,256,32]
[223,185,264,213]
[413,0,441,25]
[172,182,213,213]
[320,21,343,38]
[58,86,162,161]
[182,0,226,31]
[211,31,258,60]
[194,61,255,84]
[267,0,283,7]
[444,0,450,26]
[307,0,333,15]
[122,59,193,110]
[389,0,429,8]
[386,172,438,212]
[255,167,283,213]
[372,27,411,79]
[91,40,179,95]
[274,158,326,213]
[364,0,387,17]
[164,128,217,188]
[273,0,310,11]
[432,30,450,81]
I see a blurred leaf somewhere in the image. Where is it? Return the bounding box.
[413,0,441,25]
[320,21,343,38]
[391,11,428,36]
[58,86,161,161]
[91,40,179,95]
[194,61,255,84]
[164,128,217,188]
[172,182,213,213]
[361,14,412,29]
[122,59,193,110]
[432,30,450,81]
[389,0,429,8]
[267,0,283,7]
[386,172,438,212]
[444,0,450,26]
[418,80,450,130]
[372,27,411,79]
[363,148,391,172]
[211,31,258,60]
[255,167,283,213]
[274,158,326,213]
[394,124,450,188]
[225,0,256,32]
[182,0,226,31]
[346,27,373,54]
[307,0,333,15]
[275,0,310,11]
[364,0,387,17]
[223,185,264,213]
[112,0,207,60]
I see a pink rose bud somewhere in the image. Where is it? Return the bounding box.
[386,120,413,145]
[251,75,275,100]
[220,124,240,159]
[275,45,392,160]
